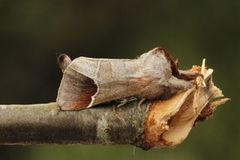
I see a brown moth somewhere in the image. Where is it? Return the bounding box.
[57,47,197,110]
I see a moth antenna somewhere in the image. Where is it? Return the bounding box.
[57,53,72,72]
[178,70,200,81]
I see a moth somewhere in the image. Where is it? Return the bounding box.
[57,47,197,110]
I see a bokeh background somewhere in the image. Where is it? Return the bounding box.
[0,0,239,160]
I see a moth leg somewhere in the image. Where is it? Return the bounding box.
[116,97,137,108]
[113,100,128,112]
[116,99,128,108]
[51,107,61,116]
[137,98,146,110]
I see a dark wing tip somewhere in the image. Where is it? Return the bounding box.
[57,53,72,72]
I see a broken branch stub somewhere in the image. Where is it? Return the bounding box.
[142,62,229,149]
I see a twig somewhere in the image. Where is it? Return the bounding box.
[0,62,229,150]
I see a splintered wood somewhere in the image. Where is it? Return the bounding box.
[144,59,229,148]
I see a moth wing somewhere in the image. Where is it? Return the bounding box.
[57,56,155,110]
[57,66,98,110]
[91,75,155,106]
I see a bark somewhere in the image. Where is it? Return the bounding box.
[0,101,149,149]
[0,62,229,150]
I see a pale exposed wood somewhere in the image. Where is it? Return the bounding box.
[143,60,229,148]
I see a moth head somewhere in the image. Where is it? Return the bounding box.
[144,47,197,80]
[155,48,200,81]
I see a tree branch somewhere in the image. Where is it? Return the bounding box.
[0,65,229,150]
[0,101,150,149]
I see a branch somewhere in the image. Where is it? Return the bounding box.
[0,101,149,148]
[0,63,229,150]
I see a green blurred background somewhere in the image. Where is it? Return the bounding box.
[0,0,239,160]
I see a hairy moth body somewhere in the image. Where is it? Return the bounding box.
[57,47,195,110]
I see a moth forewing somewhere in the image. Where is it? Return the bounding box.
[57,65,98,110]
[57,47,194,110]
